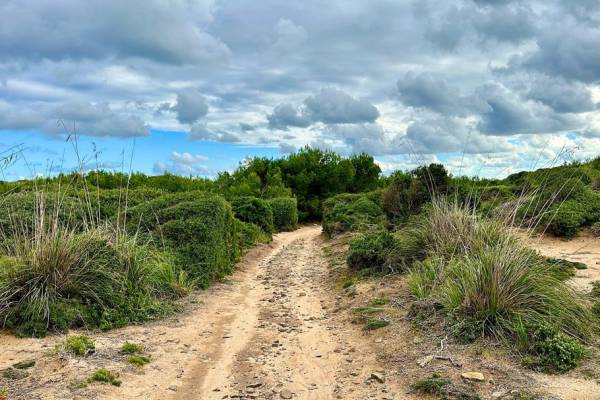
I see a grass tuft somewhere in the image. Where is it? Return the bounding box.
[120,342,144,354]
[64,335,95,356]
[127,355,150,366]
[89,368,121,386]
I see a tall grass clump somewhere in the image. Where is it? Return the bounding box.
[408,199,593,348]
[0,196,187,337]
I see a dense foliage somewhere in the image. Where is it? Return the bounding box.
[231,196,274,235]
[268,197,299,232]
[127,192,239,288]
[321,191,385,237]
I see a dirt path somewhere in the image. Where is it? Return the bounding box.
[523,231,600,291]
[0,226,403,400]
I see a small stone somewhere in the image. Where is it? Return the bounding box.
[280,389,293,399]
[461,372,485,382]
[370,372,385,383]
[417,355,434,368]
[168,385,178,391]
[247,382,262,388]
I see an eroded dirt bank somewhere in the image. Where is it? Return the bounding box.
[0,225,405,400]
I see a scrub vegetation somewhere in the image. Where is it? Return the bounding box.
[1,143,599,384]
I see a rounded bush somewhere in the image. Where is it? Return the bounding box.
[268,198,298,232]
[231,196,274,234]
[127,192,239,287]
[322,193,384,237]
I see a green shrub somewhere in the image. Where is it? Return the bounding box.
[411,373,450,397]
[544,200,587,237]
[64,335,95,356]
[268,197,298,232]
[408,200,592,344]
[231,196,274,235]
[364,318,389,330]
[347,232,395,271]
[0,192,84,237]
[127,192,239,287]
[520,324,585,373]
[322,193,385,237]
[0,217,181,336]
[235,220,271,250]
[120,342,144,354]
[128,355,150,366]
[544,257,587,280]
[89,368,121,386]
[592,301,600,317]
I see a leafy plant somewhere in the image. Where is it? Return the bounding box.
[64,335,95,356]
[268,197,298,232]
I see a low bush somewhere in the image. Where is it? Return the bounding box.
[128,355,150,366]
[127,192,239,287]
[120,342,143,354]
[411,373,450,397]
[0,192,84,237]
[268,197,298,232]
[322,193,385,237]
[520,324,585,373]
[235,220,271,250]
[347,230,423,273]
[231,196,274,235]
[346,232,395,271]
[89,369,121,386]
[64,335,95,356]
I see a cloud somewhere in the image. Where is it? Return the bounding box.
[172,88,209,124]
[304,88,379,124]
[396,72,482,116]
[476,84,581,135]
[267,103,311,130]
[0,0,230,65]
[0,99,150,137]
[272,19,308,53]
[189,122,240,142]
[153,151,211,176]
[523,75,596,113]
[267,88,379,130]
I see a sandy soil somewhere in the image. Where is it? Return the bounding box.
[522,230,600,291]
[0,225,407,400]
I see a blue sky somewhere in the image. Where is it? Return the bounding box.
[0,130,280,180]
[1,0,599,180]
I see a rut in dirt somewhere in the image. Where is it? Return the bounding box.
[175,225,400,400]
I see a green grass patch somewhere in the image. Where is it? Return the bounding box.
[411,373,450,397]
[120,342,144,354]
[89,368,121,386]
[127,355,150,366]
[64,335,95,356]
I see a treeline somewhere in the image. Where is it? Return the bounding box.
[0,147,382,222]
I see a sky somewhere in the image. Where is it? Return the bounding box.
[1,0,600,180]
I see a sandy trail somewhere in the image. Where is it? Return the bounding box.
[0,225,401,400]
[523,231,600,291]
